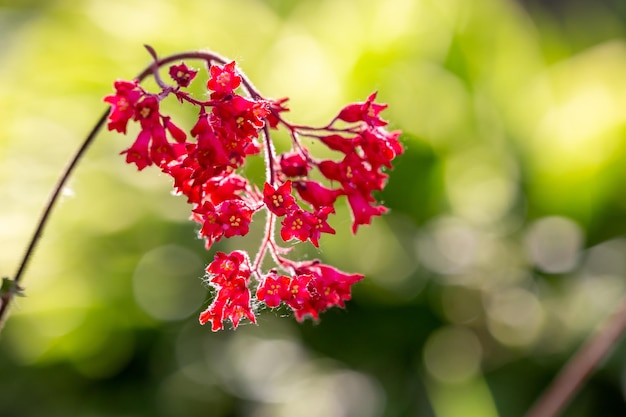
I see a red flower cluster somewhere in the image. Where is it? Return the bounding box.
[104,50,402,331]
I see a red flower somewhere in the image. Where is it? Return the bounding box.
[279,152,310,177]
[285,273,314,310]
[104,80,143,134]
[294,180,343,209]
[199,275,256,331]
[206,250,250,280]
[193,201,223,246]
[263,181,297,216]
[319,134,355,154]
[121,129,152,170]
[307,206,335,247]
[164,117,187,143]
[149,125,176,167]
[202,174,248,205]
[336,92,388,127]
[280,208,312,243]
[216,200,254,238]
[266,97,289,128]
[346,190,388,233]
[256,272,291,308]
[207,61,241,97]
[168,62,197,88]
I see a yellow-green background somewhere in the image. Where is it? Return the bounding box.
[2,0,626,416]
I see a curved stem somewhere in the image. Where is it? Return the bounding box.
[0,108,109,329]
[525,294,626,417]
[0,49,252,330]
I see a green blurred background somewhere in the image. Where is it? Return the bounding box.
[2,0,626,415]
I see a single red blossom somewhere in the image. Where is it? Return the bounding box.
[168,62,198,88]
[280,208,312,243]
[212,95,268,141]
[294,180,343,209]
[193,201,224,245]
[223,288,257,328]
[202,174,248,205]
[263,181,297,216]
[207,61,241,97]
[199,297,226,331]
[291,261,364,318]
[134,95,161,129]
[285,273,314,310]
[164,117,187,143]
[336,92,388,127]
[319,134,355,154]
[357,128,403,169]
[279,152,310,177]
[206,250,250,280]
[104,79,143,133]
[346,190,388,233]
[149,125,176,167]
[199,277,256,331]
[306,206,336,247]
[317,159,343,183]
[122,129,152,170]
[256,272,291,308]
[216,200,254,238]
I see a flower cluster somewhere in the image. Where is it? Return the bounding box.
[104,49,402,331]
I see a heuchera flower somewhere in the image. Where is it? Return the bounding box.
[169,62,198,88]
[104,50,401,331]
[263,181,297,216]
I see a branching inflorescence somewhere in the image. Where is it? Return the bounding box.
[104,47,403,331]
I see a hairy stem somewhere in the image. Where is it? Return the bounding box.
[525,294,626,417]
[0,108,109,330]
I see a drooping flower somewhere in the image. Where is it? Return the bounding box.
[336,92,388,127]
[104,80,143,133]
[256,271,291,308]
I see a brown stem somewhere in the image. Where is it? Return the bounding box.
[525,294,626,417]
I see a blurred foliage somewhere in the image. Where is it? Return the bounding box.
[2,0,626,416]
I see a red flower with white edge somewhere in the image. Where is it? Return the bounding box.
[216,200,254,239]
[285,274,314,310]
[263,181,297,216]
[199,275,256,331]
[193,201,223,246]
[256,272,291,308]
[206,250,250,280]
[134,95,161,129]
[280,208,313,243]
